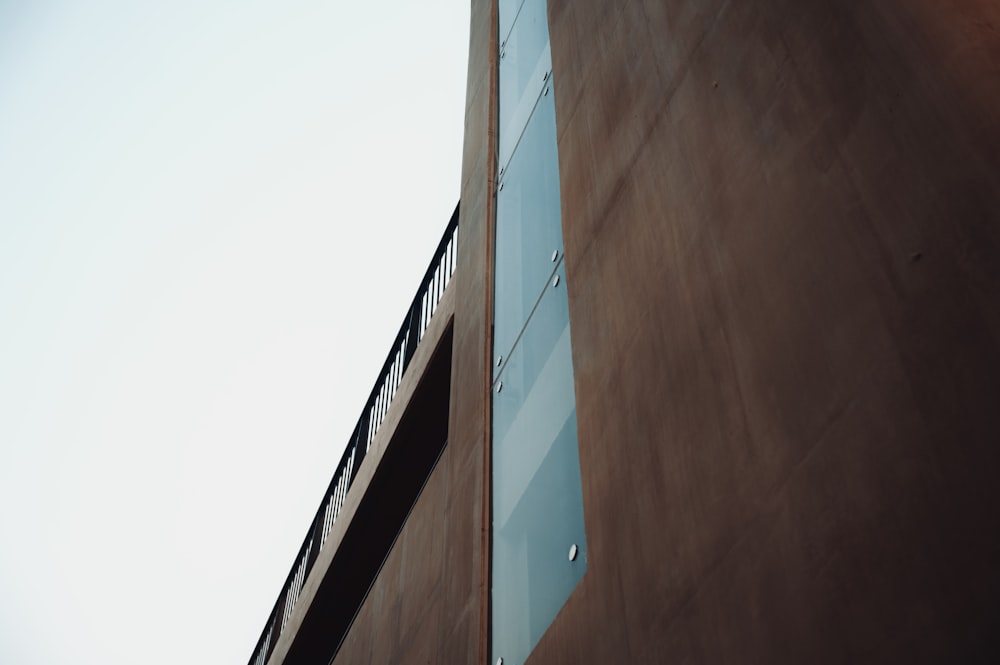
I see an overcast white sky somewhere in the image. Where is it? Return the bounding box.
[0,1,469,662]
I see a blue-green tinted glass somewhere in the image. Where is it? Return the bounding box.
[491,270,587,665]
[494,90,562,372]
[499,0,551,158]
[498,0,526,51]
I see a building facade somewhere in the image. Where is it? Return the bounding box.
[248,1,1000,663]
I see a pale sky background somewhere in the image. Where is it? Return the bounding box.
[0,1,470,663]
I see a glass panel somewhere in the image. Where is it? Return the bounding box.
[499,0,551,151]
[491,272,587,665]
[498,45,550,169]
[494,91,562,371]
[498,0,527,51]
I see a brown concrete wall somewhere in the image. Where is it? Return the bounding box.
[545,0,1000,663]
[328,0,497,662]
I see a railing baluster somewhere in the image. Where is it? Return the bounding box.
[421,293,428,340]
[339,473,346,516]
[333,476,342,522]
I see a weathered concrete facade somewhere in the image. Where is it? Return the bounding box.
[547,0,1000,662]
[263,1,1000,663]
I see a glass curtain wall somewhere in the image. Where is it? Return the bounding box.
[491,1,587,663]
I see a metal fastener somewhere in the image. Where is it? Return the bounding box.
[496,355,502,366]
[569,544,578,561]
[553,275,560,287]
[551,249,559,262]
[497,658,504,665]
[496,381,503,393]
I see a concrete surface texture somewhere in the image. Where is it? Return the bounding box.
[548,0,1000,663]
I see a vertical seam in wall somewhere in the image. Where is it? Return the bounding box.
[479,1,499,664]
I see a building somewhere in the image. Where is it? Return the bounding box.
[247,1,1000,663]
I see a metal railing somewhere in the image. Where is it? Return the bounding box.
[247,204,459,665]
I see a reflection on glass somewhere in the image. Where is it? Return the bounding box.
[499,0,551,150]
[499,0,527,52]
[491,273,587,665]
[494,91,562,369]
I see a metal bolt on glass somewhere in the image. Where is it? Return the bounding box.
[569,544,578,561]
[552,249,559,262]
[496,355,503,366]
[497,658,504,665]
[553,275,560,287]
[496,381,503,393]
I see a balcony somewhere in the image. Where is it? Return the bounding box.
[248,204,459,665]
